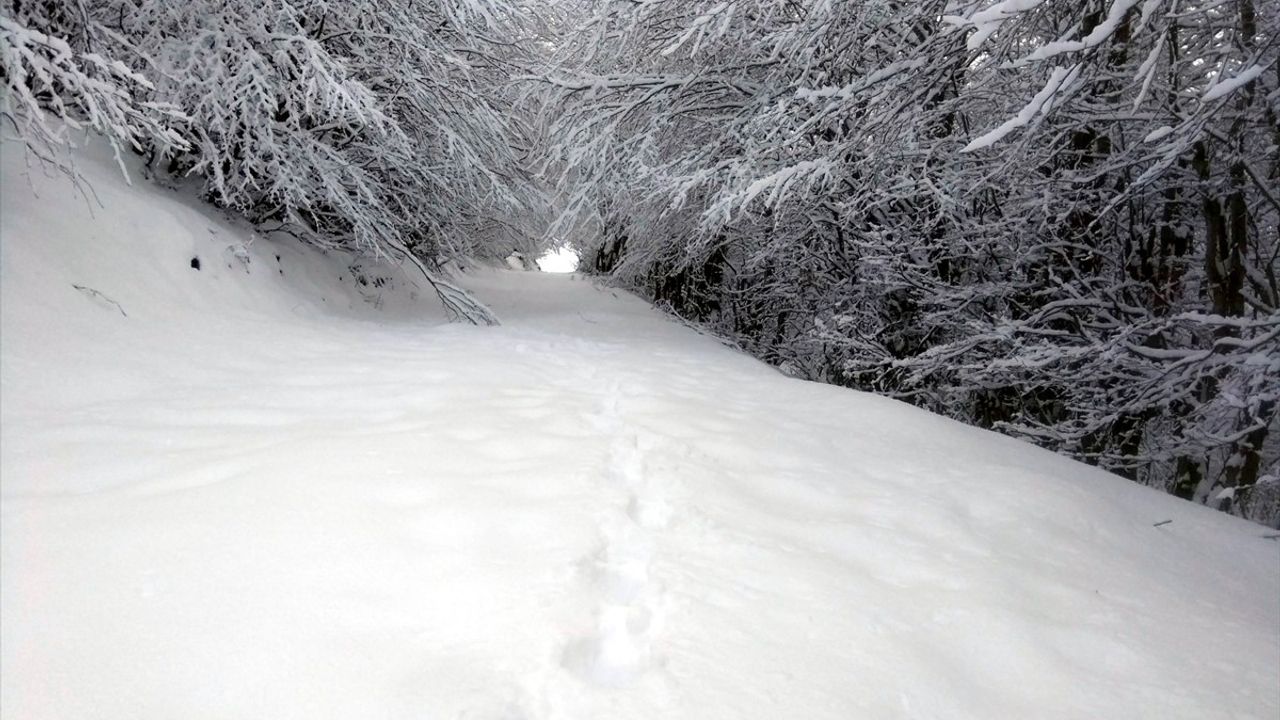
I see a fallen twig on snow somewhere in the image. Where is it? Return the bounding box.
[72,284,127,317]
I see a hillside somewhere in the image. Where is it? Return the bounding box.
[2,142,1278,719]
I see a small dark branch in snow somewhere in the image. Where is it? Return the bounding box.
[1261,533,1280,541]
[384,240,500,326]
[71,284,127,317]
[1152,520,1173,527]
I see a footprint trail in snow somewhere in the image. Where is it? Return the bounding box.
[562,382,674,688]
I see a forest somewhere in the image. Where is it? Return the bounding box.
[3,0,1278,525]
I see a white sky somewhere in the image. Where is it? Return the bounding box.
[537,246,579,273]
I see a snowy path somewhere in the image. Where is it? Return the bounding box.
[3,146,1279,719]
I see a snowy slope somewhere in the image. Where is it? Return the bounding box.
[2,142,1278,720]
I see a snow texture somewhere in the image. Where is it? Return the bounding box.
[1202,65,1266,102]
[2,141,1279,719]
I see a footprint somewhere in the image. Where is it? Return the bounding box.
[627,494,672,530]
[597,522,652,603]
[607,439,645,487]
[561,605,652,687]
[556,379,678,690]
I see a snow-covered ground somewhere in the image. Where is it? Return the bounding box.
[3,142,1278,720]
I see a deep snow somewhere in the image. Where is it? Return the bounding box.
[2,141,1278,720]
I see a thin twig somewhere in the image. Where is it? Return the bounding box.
[72,284,127,316]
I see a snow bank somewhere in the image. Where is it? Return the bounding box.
[3,140,1278,720]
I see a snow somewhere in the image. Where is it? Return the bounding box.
[795,59,926,101]
[1202,65,1266,102]
[1017,0,1144,64]
[3,140,1279,720]
[963,65,1080,152]
[720,159,834,218]
[943,0,1048,51]
[506,251,531,271]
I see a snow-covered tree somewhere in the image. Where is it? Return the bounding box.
[544,0,1280,524]
[3,0,551,324]
[0,7,188,177]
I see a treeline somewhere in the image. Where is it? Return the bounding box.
[2,0,546,322]
[544,1,1280,524]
